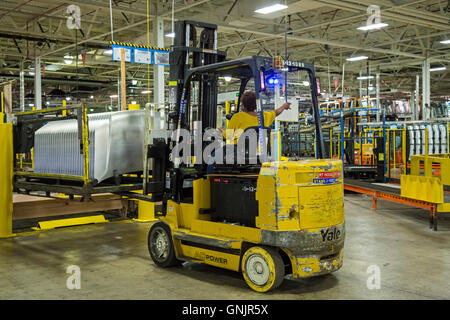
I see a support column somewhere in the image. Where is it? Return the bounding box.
[376,72,380,122]
[359,69,362,99]
[273,83,281,161]
[422,58,430,120]
[20,63,25,112]
[153,15,165,129]
[366,60,370,106]
[1,83,13,124]
[34,57,42,110]
[415,74,420,121]
[120,48,127,111]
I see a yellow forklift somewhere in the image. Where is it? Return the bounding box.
[143,21,344,292]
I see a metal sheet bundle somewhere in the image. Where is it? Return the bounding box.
[34,110,145,182]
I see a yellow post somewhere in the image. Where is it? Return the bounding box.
[393,131,396,169]
[386,131,390,177]
[128,103,140,110]
[0,123,13,237]
[62,99,67,116]
[0,91,4,124]
[225,100,230,129]
[135,201,158,222]
[402,129,407,175]
[82,104,90,185]
[277,131,281,159]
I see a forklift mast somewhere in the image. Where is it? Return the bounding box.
[168,21,227,133]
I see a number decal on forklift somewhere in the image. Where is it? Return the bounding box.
[313,178,338,185]
[317,171,341,178]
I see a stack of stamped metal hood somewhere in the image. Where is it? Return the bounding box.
[34,109,145,183]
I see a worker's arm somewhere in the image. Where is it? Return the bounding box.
[274,102,291,116]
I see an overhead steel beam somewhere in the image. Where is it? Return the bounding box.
[217,23,424,59]
[0,73,115,86]
[315,0,450,30]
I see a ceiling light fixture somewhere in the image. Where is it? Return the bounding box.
[357,23,388,31]
[430,66,446,72]
[439,39,450,44]
[346,56,368,62]
[224,76,232,82]
[142,90,152,94]
[255,3,288,14]
[64,55,73,65]
[357,76,374,80]
[165,32,175,38]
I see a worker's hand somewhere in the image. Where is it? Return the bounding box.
[275,102,292,116]
[281,102,291,110]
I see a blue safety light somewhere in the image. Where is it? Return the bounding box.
[266,75,280,87]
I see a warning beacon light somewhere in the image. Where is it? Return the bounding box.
[266,74,280,87]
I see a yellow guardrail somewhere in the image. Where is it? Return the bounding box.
[410,153,450,186]
[401,175,443,204]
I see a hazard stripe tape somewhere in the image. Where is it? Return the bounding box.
[109,41,169,51]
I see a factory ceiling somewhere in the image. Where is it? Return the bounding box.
[0,0,449,103]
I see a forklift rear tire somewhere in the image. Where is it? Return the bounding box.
[241,246,285,292]
[148,222,182,267]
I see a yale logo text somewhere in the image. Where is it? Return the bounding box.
[321,227,341,242]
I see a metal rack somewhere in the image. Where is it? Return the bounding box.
[12,104,142,201]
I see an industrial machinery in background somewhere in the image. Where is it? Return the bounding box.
[1,100,146,232]
[141,20,345,292]
[12,105,144,198]
[279,90,450,183]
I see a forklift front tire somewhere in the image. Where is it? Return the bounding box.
[241,246,285,292]
[148,222,182,268]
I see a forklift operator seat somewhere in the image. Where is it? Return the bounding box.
[224,125,271,165]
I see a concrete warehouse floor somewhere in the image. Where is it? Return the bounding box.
[0,193,449,300]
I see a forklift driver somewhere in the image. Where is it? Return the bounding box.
[223,91,291,144]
